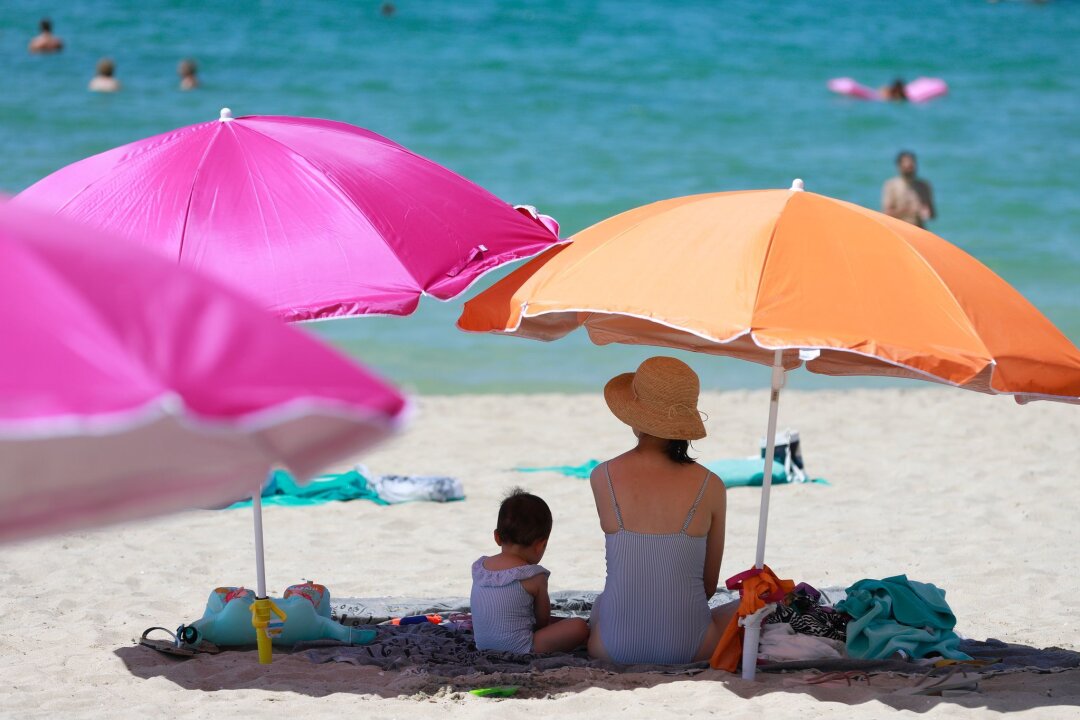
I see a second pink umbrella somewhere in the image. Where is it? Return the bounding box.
[0,201,409,661]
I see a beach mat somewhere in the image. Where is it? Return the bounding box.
[312,591,1080,678]
[301,621,709,676]
[303,620,1079,678]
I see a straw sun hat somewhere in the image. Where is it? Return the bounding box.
[604,356,706,441]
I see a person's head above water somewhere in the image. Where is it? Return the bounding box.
[896,150,918,178]
[605,356,705,464]
[95,57,115,77]
[39,18,53,33]
[494,489,552,551]
[177,58,198,90]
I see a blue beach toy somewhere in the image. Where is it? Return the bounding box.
[184,582,376,647]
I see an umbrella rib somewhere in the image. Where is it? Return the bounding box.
[230,128,281,274]
[175,123,225,263]
[746,195,791,345]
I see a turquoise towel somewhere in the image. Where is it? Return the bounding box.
[704,458,788,487]
[513,458,825,488]
[227,469,388,509]
[837,575,971,660]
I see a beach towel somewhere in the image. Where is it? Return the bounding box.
[369,474,464,503]
[228,469,386,509]
[226,469,464,509]
[836,575,971,660]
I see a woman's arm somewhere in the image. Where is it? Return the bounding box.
[702,478,728,597]
[521,573,552,628]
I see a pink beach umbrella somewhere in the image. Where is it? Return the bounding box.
[15,109,563,321]
[0,201,407,621]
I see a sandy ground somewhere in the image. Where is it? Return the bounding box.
[2,387,1080,718]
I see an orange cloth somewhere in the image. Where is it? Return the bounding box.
[710,565,795,672]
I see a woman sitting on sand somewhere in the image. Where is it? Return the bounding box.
[587,356,736,664]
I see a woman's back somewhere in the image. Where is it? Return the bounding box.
[590,458,718,664]
[592,452,717,536]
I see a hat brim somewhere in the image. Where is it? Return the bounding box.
[604,372,706,441]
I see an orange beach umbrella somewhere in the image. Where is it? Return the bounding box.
[461,181,1080,401]
[458,180,1080,677]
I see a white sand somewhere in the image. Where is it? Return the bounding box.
[2,388,1080,718]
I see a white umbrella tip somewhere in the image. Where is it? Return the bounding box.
[790,179,805,192]
[219,108,234,122]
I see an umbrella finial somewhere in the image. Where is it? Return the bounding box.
[219,108,234,122]
[790,179,805,192]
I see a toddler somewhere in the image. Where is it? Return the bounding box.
[470,489,589,654]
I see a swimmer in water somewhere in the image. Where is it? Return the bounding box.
[880,78,907,101]
[89,58,121,93]
[28,18,63,54]
[178,58,199,90]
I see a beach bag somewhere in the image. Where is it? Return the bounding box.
[761,429,807,483]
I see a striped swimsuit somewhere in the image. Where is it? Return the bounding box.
[593,462,713,664]
[470,557,550,654]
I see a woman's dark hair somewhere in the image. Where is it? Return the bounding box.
[665,439,696,464]
[496,489,552,546]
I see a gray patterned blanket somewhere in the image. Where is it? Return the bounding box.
[304,590,1080,678]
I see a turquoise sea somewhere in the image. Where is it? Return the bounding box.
[2,1,1078,393]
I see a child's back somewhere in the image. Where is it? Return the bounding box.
[470,489,589,655]
[470,557,549,653]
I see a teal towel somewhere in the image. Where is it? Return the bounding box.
[515,460,602,479]
[837,575,971,660]
[228,469,388,509]
[703,458,787,487]
[514,458,828,488]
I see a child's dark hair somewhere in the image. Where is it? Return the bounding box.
[666,439,696,464]
[496,489,552,546]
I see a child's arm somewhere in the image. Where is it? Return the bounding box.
[520,573,551,629]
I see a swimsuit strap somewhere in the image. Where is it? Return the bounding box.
[603,462,624,530]
[681,471,712,533]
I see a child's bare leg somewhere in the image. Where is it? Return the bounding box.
[533,618,589,653]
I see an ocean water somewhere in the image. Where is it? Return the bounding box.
[2,0,1078,393]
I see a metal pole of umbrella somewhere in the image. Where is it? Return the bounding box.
[250,483,284,664]
[742,349,785,680]
[754,349,786,569]
[252,489,267,597]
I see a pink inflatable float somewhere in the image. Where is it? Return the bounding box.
[828,77,948,103]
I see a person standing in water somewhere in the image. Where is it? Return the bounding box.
[28,18,63,53]
[882,151,936,227]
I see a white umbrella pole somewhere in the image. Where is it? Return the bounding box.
[754,349,786,569]
[252,488,267,597]
[251,483,281,664]
[742,349,786,681]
